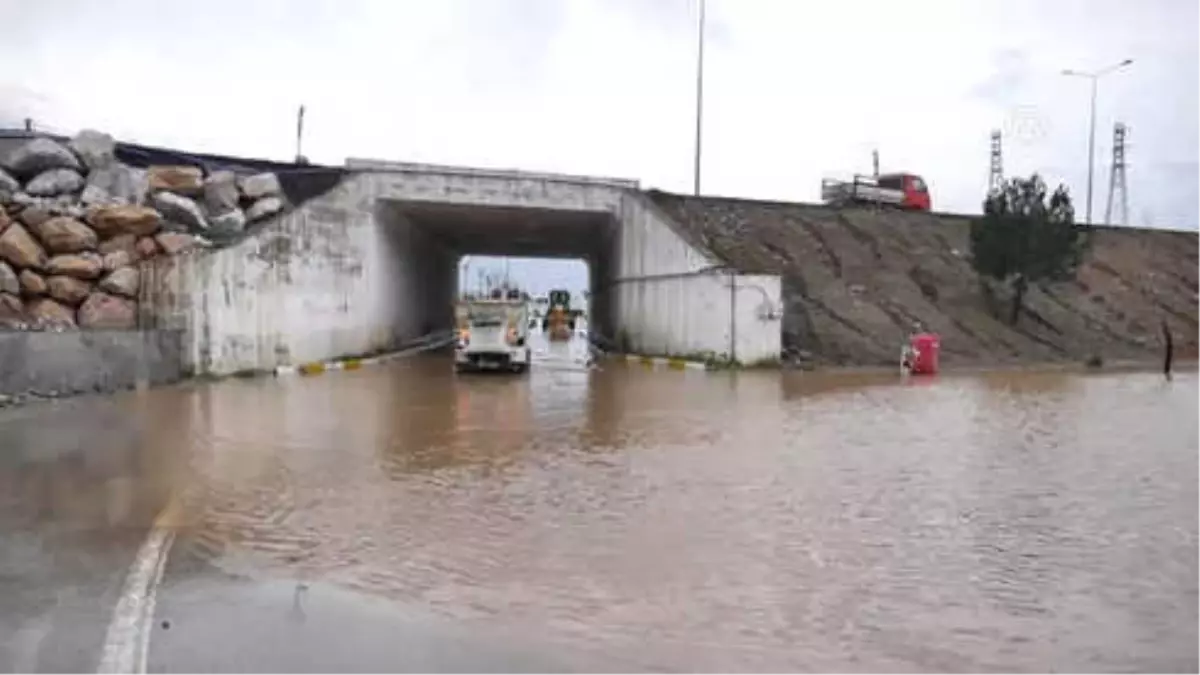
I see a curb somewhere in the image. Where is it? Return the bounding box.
[622,354,709,371]
[274,336,456,377]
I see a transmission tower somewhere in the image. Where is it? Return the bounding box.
[988,129,1004,193]
[1105,122,1129,226]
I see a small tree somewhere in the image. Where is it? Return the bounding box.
[969,174,1091,324]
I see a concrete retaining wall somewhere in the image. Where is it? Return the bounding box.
[0,329,183,397]
[607,195,782,364]
[139,176,457,376]
[139,164,784,376]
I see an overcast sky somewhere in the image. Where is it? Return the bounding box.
[3,0,1196,292]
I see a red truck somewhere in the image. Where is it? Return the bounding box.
[821,173,931,211]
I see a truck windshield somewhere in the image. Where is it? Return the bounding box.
[467,306,510,325]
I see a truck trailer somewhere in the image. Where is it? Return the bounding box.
[820,173,931,211]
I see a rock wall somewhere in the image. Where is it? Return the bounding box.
[649,191,1199,367]
[0,131,288,331]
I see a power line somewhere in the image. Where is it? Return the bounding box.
[988,129,1004,193]
[1105,121,1129,226]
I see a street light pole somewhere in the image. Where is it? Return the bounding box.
[692,0,706,196]
[1062,58,1132,225]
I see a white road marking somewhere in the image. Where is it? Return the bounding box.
[97,504,178,674]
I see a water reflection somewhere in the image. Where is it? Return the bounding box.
[0,395,176,535]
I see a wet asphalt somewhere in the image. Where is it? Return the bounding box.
[1,336,612,674]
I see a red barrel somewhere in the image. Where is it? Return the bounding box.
[909,333,940,375]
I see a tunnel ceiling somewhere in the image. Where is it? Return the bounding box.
[385,200,613,259]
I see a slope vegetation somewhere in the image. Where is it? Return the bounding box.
[648,191,1198,367]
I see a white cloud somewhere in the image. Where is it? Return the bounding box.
[2,0,1195,237]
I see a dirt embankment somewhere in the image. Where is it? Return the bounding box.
[648,191,1198,367]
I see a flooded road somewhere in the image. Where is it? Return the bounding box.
[1,338,1196,672]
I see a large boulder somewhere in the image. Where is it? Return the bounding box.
[85,163,149,205]
[25,168,85,197]
[0,261,18,295]
[26,297,76,329]
[0,168,18,198]
[135,236,160,259]
[68,129,117,171]
[99,233,138,257]
[0,208,9,235]
[0,292,24,328]
[238,172,282,200]
[246,196,284,222]
[151,191,207,232]
[19,269,47,296]
[209,208,246,237]
[203,170,240,214]
[2,138,82,178]
[147,165,203,196]
[46,252,103,280]
[155,232,196,256]
[0,223,47,270]
[99,266,139,298]
[77,292,136,329]
[46,275,92,306]
[87,204,162,238]
[17,206,52,229]
[103,249,133,272]
[31,216,98,254]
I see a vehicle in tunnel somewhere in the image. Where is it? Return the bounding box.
[455,298,533,374]
[541,289,577,333]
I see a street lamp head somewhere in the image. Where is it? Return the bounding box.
[1120,58,1133,66]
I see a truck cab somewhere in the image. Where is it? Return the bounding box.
[454,297,532,374]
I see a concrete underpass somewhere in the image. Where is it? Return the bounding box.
[140,160,784,375]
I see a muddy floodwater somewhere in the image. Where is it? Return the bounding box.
[2,339,1197,672]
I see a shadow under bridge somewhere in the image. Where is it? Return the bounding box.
[377,199,617,339]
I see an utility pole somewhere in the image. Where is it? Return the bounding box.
[1062,58,1133,225]
[295,104,307,164]
[692,0,706,196]
[872,149,880,177]
[988,129,1004,193]
[1105,121,1129,226]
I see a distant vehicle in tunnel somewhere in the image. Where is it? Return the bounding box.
[545,305,572,342]
[821,173,931,211]
[541,289,578,332]
[455,298,533,374]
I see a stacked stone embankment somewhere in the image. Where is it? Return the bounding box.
[0,131,287,331]
[649,191,1199,368]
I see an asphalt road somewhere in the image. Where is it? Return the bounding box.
[0,339,617,674]
[0,395,155,673]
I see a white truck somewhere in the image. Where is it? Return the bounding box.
[454,297,533,374]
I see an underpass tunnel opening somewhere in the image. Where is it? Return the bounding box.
[375,199,617,345]
[456,255,592,328]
